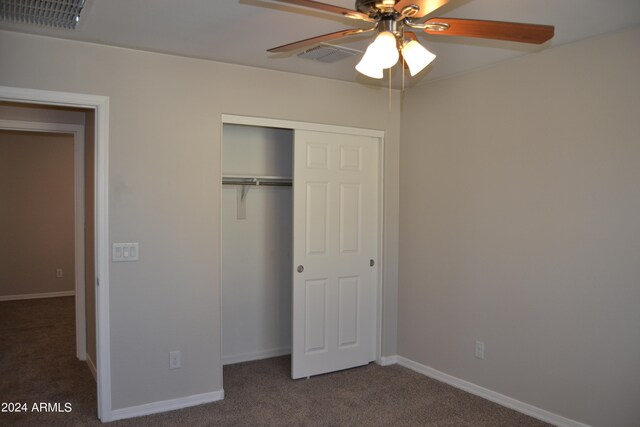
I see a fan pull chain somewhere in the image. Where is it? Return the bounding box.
[402,56,405,92]
[388,68,392,112]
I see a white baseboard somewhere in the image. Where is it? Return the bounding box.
[377,355,398,366]
[111,389,224,421]
[223,347,291,365]
[0,290,75,302]
[86,354,97,381]
[385,355,589,427]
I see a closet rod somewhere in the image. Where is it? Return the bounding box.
[222,177,292,187]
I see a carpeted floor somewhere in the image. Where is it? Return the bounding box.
[0,296,97,426]
[0,297,550,426]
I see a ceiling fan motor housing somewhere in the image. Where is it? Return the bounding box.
[356,0,402,38]
[356,0,394,18]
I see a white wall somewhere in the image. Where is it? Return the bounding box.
[222,124,293,364]
[398,27,640,427]
[0,30,401,412]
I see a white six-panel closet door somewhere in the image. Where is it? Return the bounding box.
[292,129,378,379]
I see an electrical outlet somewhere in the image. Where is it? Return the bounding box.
[56,268,63,278]
[169,350,181,369]
[475,340,485,359]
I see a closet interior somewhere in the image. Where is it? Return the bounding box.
[221,123,293,365]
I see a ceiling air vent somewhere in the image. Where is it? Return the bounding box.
[0,0,87,29]
[297,44,360,63]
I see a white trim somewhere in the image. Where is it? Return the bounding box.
[375,131,385,364]
[0,119,86,361]
[0,290,75,302]
[95,93,111,423]
[218,122,225,399]
[376,355,397,366]
[223,347,291,366]
[111,390,224,421]
[385,355,590,427]
[86,354,97,380]
[0,86,112,422]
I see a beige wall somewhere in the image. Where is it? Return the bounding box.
[0,30,401,411]
[0,103,87,125]
[398,27,640,427]
[0,130,75,297]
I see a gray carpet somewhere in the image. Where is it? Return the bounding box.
[0,296,97,426]
[0,297,550,426]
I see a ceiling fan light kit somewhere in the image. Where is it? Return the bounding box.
[360,31,400,67]
[353,14,435,79]
[401,39,436,76]
[356,30,436,79]
[268,0,554,80]
[355,55,384,78]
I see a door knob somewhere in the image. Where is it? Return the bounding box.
[297,265,304,273]
[370,259,375,267]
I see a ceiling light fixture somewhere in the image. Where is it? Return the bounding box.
[267,0,555,84]
[354,16,436,80]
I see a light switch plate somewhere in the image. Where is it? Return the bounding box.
[112,243,139,262]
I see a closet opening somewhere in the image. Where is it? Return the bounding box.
[221,114,383,389]
[221,123,294,370]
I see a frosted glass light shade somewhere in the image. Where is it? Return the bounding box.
[401,40,436,76]
[355,45,383,79]
[355,31,399,78]
[370,31,399,69]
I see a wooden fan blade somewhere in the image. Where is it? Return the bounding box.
[267,28,370,53]
[424,18,554,44]
[273,0,369,21]
[395,0,450,18]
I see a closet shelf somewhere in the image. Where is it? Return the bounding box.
[222,175,292,187]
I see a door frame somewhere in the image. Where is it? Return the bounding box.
[0,119,86,361]
[219,114,386,378]
[0,86,112,421]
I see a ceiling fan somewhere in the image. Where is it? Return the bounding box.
[266,0,555,78]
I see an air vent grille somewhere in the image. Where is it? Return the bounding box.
[0,0,86,29]
[297,44,361,63]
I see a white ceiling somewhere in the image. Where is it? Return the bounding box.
[1,0,639,87]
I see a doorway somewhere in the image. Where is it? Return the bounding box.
[0,116,88,359]
[0,110,95,415]
[0,86,111,421]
